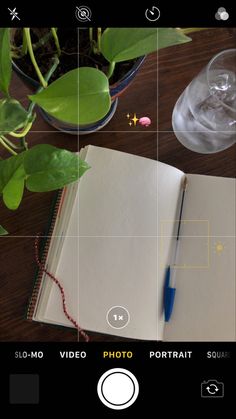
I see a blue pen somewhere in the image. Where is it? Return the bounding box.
[164,176,188,322]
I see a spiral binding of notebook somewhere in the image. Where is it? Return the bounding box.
[26,190,63,320]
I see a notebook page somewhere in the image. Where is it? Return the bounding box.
[77,146,184,340]
[40,146,184,339]
[164,174,236,341]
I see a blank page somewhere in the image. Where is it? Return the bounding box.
[39,146,184,339]
[164,174,236,341]
[77,146,183,340]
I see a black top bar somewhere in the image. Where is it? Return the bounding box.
[0,2,234,27]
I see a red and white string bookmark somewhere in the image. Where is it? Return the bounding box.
[34,233,90,342]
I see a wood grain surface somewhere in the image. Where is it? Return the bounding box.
[0,28,235,341]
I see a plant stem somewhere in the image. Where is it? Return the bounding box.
[1,136,26,151]
[89,28,93,43]
[11,47,22,59]
[7,57,59,152]
[20,136,28,150]
[32,31,53,50]
[23,28,48,88]
[107,61,116,79]
[45,56,60,82]
[51,28,61,56]
[9,121,33,138]
[22,29,28,55]
[0,136,17,155]
[0,52,59,157]
[28,56,60,116]
[97,28,102,52]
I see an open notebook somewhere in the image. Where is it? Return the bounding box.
[28,145,236,341]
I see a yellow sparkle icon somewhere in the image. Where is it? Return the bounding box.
[214,241,225,255]
[131,113,139,126]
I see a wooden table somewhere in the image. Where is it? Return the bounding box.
[0,28,235,341]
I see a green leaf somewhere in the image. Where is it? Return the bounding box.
[0,225,8,235]
[0,28,12,96]
[78,67,110,125]
[30,67,111,126]
[101,28,191,63]
[0,145,89,212]
[29,69,79,125]
[3,164,25,210]
[156,28,191,50]
[0,152,25,209]
[0,99,30,135]
[101,28,158,63]
[24,144,90,192]
[0,152,25,193]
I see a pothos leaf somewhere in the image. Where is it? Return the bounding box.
[0,145,90,210]
[0,225,8,235]
[0,99,30,135]
[24,144,90,192]
[0,28,12,96]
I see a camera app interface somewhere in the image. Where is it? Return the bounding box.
[0,2,235,411]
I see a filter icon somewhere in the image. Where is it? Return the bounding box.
[215,7,229,20]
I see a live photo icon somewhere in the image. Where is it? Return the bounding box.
[201,379,224,398]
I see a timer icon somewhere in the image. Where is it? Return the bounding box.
[145,6,160,22]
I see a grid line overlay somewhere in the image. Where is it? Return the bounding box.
[1,28,235,342]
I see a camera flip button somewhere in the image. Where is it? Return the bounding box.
[201,379,224,398]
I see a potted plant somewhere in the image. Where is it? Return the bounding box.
[10,28,195,133]
[78,28,193,132]
[79,28,207,132]
[0,28,90,235]
[0,27,201,234]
